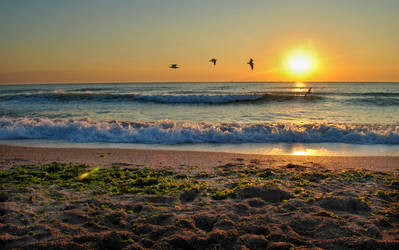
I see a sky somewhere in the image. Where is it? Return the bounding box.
[0,0,398,83]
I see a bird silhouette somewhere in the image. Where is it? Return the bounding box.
[209,58,217,66]
[169,64,179,69]
[247,58,254,70]
[305,87,312,96]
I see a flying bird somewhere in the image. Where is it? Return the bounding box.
[209,58,217,66]
[169,64,179,69]
[247,58,254,70]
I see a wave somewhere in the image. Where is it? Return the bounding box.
[73,87,108,92]
[346,97,399,106]
[343,92,399,97]
[0,117,398,145]
[0,92,321,104]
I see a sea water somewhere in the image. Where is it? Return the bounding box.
[1,82,398,156]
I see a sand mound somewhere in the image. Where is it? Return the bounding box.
[180,189,199,202]
[320,197,371,213]
[238,186,292,202]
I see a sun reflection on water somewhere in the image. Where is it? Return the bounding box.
[268,146,333,156]
[292,150,310,156]
[293,81,307,94]
[291,147,332,156]
[295,81,305,88]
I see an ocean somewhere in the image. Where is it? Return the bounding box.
[1,82,398,156]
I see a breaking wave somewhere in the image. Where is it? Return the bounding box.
[0,117,398,145]
[0,91,320,104]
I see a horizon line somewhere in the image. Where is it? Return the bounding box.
[1,80,399,85]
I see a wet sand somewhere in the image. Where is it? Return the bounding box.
[1,145,399,172]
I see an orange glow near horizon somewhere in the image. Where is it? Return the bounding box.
[295,82,305,87]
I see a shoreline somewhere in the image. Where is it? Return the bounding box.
[1,145,399,172]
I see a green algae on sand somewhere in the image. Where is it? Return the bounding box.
[0,162,398,249]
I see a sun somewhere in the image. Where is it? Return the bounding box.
[285,49,317,76]
[288,57,310,73]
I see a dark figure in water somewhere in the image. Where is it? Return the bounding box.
[247,58,254,70]
[209,58,217,66]
[305,87,312,96]
[169,64,179,69]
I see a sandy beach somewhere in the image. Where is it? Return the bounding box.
[1,145,399,172]
[0,145,398,249]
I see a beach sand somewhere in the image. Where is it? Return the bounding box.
[1,145,399,172]
[0,145,398,249]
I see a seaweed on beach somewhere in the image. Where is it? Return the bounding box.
[0,163,211,196]
[0,162,398,249]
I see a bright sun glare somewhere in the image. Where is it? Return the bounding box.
[289,57,310,73]
[292,150,310,156]
[285,49,317,76]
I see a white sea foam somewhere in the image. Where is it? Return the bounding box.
[0,117,398,145]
